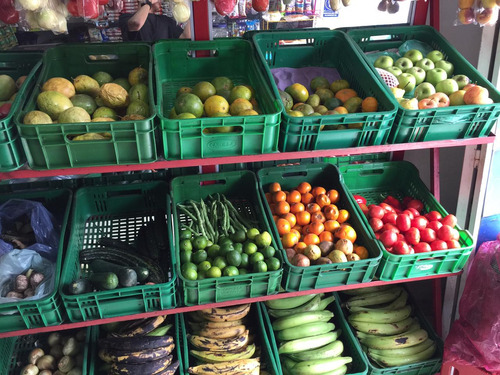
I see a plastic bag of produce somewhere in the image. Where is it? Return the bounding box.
[443,235,500,373]
[0,199,60,262]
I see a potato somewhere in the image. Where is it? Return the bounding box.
[346,253,361,261]
[15,274,29,292]
[49,345,64,360]
[48,332,62,347]
[6,291,23,298]
[30,272,45,289]
[318,241,334,256]
[62,337,79,357]
[28,348,45,365]
[285,248,296,262]
[24,288,35,298]
[292,253,310,267]
[315,257,333,265]
[36,355,56,370]
[335,239,353,255]
[20,364,39,375]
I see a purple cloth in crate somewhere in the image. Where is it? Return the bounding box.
[271,67,342,91]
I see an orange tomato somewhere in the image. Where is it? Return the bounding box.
[327,189,339,204]
[324,220,340,232]
[272,215,279,223]
[269,203,276,215]
[354,245,369,259]
[287,190,302,204]
[323,204,339,221]
[303,233,320,246]
[275,201,290,216]
[294,241,308,254]
[335,224,357,243]
[290,202,305,214]
[273,191,286,203]
[269,182,281,193]
[276,218,291,235]
[319,231,334,242]
[282,232,299,248]
[311,186,326,197]
[337,209,350,223]
[265,192,273,203]
[310,211,326,223]
[297,182,312,194]
[315,193,331,208]
[306,203,321,214]
[282,213,297,227]
[292,225,303,233]
[296,211,311,226]
[309,221,325,235]
[301,193,314,205]
[290,228,301,239]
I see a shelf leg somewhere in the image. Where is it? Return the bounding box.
[430,148,440,201]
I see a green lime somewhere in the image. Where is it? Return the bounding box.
[253,260,268,273]
[226,250,242,267]
[246,228,260,240]
[218,236,233,246]
[182,268,198,280]
[240,253,249,268]
[266,257,281,271]
[233,243,243,253]
[197,272,206,280]
[192,250,208,264]
[255,231,272,248]
[198,260,212,273]
[206,266,222,278]
[206,240,214,247]
[230,229,246,243]
[250,252,265,265]
[180,239,193,252]
[262,246,276,259]
[243,241,258,255]
[179,249,192,264]
[193,236,208,250]
[213,256,227,270]
[223,266,239,277]
[180,229,192,240]
[181,262,197,274]
[219,242,235,256]
[207,244,220,258]
[239,268,248,275]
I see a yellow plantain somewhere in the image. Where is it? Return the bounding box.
[188,358,260,374]
[190,343,256,363]
[188,330,249,351]
[195,324,246,339]
[188,319,246,330]
[199,304,251,322]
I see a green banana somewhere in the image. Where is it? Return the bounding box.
[190,343,255,363]
[288,338,343,361]
[350,316,414,336]
[277,322,335,341]
[368,341,437,367]
[147,324,173,336]
[282,356,299,372]
[289,356,352,375]
[367,338,435,357]
[360,328,428,350]
[265,294,317,310]
[345,287,402,308]
[348,290,408,313]
[312,365,347,375]
[342,285,393,296]
[348,304,411,324]
[268,294,322,318]
[318,295,335,311]
[278,331,339,354]
[272,310,333,331]
[406,318,421,333]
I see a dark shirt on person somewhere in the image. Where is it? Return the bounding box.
[119,13,184,42]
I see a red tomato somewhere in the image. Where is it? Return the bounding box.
[369,217,384,233]
[393,241,411,255]
[374,232,380,240]
[420,228,436,243]
[402,196,414,208]
[383,195,401,210]
[404,227,420,245]
[427,220,443,232]
[359,203,369,217]
[0,0,19,24]
[402,210,415,220]
[382,223,399,234]
[426,211,442,221]
[382,212,398,225]
[406,207,420,217]
[411,216,428,230]
[406,199,424,213]
[437,225,458,241]
[414,242,432,253]
[353,195,367,205]
[379,230,398,248]
[430,240,448,251]
[446,240,461,249]
[441,214,458,228]
[368,205,385,219]
[379,202,396,213]
[397,233,406,242]
[396,214,411,232]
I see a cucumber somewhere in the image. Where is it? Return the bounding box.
[68,278,92,295]
[89,272,119,290]
[89,260,138,287]
[133,267,149,282]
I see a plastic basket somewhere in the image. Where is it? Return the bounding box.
[256,163,382,291]
[346,25,500,143]
[153,38,281,160]
[0,52,43,172]
[336,288,443,375]
[258,296,368,375]
[0,188,72,333]
[88,314,184,375]
[170,170,283,305]
[59,181,177,322]
[14,43,157,170]
[251,29,397,151]
[339,161,474,280]
[0,327,92,375]
[180,305,280,375]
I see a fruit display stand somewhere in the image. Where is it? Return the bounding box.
[0,51,43,172]
[14,43,157,170]
[251,29,397,152]
[59,181,177,322]
[170,170,284,305]
[339,161,474,281]
[256,162,383,291]
[0,187,72,333]
[153,38,281,160]
[345,25,500,143]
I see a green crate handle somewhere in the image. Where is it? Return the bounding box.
[216,279,252,289]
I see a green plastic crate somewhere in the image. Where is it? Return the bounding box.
[14,43,157,170]
[0,52,43,171]
[171,170,283,305]
[88,314,184,375]
[153,38,281,160]
[59,181,177,322]
[346,25,500,143]
[251,29,397,151]
[0,327,92,375]
[256,163,382,291]
[336,289,443,375]
[0,188,72,333]
[180,305,280,375]
[258,296,368,375]
[339,161,474,280]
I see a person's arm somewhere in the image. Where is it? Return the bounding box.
[127,0,158,31]
[179,20,191,39]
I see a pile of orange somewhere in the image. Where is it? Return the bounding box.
[265,181,369,262]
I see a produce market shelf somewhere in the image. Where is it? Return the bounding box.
[0,136,495,181]
[0,272,459,339]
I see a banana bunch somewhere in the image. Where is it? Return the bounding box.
[187,303,261,375]
[343,286,437,368]
[264,294,352,375]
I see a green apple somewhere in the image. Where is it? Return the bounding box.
[427,50,445,63]
[415,58,435,72]
[385,66,403,77]
[397,73,417,93]
[398,98,419,110]
[414,82,436,101]
[426,68,448,86]
[452,74,470,90]
[374,56,394,70]
[449,90,467,106]
[435,60,454,77]
[404,49,424,64]
[394,57,413,71]
[406,67,426,85]
[436,79,459,96]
